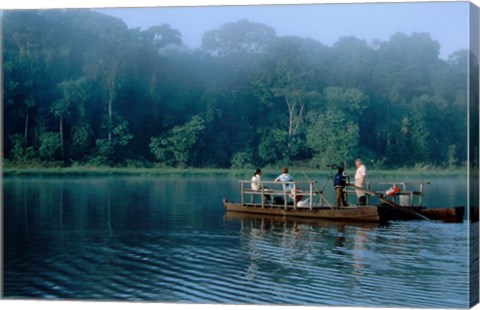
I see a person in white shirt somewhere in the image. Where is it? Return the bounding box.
[251,168,271,203]
[251,168,263,191]
[354,159,367,205]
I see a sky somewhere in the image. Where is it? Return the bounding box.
[97,2,470,59]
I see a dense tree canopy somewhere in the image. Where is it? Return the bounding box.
[2,9,476,169]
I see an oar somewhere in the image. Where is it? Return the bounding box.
[346,183,429,220]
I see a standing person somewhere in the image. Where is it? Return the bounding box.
[354,159,367,205]
[334,167,348,208]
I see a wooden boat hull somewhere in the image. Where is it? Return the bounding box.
[223,200,381,222]
[415,206,465,223]
[223,199,465,223]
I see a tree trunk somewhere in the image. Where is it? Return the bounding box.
[107,78,115,143]
[292,103,305,136]
[287,98,295,140]
[286,95,305,140]
[108,95,113,142]
[59,115,64,160]
[24,109,29,142]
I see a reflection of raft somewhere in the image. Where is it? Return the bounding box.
[223,180,469,223]
[224,211,381,229]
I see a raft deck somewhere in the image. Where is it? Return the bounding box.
[223,180,465,223]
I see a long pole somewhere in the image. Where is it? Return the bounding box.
[346,183,429,220]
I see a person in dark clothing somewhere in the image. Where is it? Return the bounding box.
[333,167,349,208]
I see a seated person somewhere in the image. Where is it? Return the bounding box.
[274,167,294,191]
[251,168,263,191]
[251,168,271,203]
[274,167,303,203]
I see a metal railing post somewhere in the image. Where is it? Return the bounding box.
[261,186,265,208]
[293,183,297,210]
[419,183,424,206]
[309,182,313,210]
[241,181,244,206]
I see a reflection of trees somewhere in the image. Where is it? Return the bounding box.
[28,175,231,234]
[107,187,112,235]
[59,182,64,236]
[23,182,29,233]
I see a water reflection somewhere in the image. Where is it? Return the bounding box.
[3,175,471,307]
[107,188,113,236]
[23,183,29,233]
[223,210,469,307]
[351,228,368,278]
[225,211,382,295]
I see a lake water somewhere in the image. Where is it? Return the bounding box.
[2,174,474,307]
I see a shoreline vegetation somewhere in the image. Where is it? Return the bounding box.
[2,161,467,177]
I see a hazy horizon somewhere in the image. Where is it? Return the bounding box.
[98,2,469,59]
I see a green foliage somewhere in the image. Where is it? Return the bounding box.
[51,79,86,119]
[9,134,36,162]
[2,10,472,169]
[258,129,289,165]
[202,19,276,56]
[91,139,114,166]
[93,118,133,165]
[71,125,93,161]
[146,24,183,48]
[306,110,360,168]
[38,132,61,161]
[230,151,254,169]
[150,116,206,167]
[303,86,368,168]
[447,144,458,168]
[408,97,431,164]
[322,87,369,117]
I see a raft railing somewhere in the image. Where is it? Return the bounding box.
[241,180,429,209]
[344,181,430,207]
[239,180,332,210]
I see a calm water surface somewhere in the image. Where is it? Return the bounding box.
[3,174,471,307]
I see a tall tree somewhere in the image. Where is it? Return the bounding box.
[305,87,368,167]
[51,78,86,159]
[202,19,276,56]
[146,24,183,49]
[254,36,323,160]
[3,11,45,144]
[81,13,129,143]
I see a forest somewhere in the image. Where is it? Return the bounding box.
[2,9,478,169]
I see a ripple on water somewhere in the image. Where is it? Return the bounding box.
[2,176,471,307]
